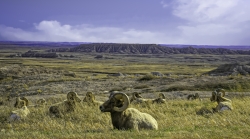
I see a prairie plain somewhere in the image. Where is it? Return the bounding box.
[1,45,250,139]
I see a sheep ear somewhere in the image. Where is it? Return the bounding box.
[113,93,130,112]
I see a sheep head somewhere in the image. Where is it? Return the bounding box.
[130,92,142,103]
[152,93,166,104]
[210,88,225,102]
[83,92,95,103]
[100,92,130,112]
[36,98,47,106]
[67,92,81,103]
[14,97,29,108]
[158,93,166,99]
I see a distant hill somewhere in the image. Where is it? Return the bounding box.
[0,41,90,47]
[1,41,250,55]
[47,43,250,55]
[0,41,249,50]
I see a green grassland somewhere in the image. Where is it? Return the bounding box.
[1,46,250,138]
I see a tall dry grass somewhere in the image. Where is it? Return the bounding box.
[1,96,250,139]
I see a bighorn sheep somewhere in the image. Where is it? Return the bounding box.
[210,88,233,112]
[130,92,154,104]
[36,98,47,106]
[130,92,143,103]
[14,97,29,108]
[99,92,158,130]
[153,93,166,104]
[187,93,201,101]
[9,106,30,122]
[82,92,102,106]
[49,92,81,118]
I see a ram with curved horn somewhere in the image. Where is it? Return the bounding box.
[99,92,158,130]
[130,92,143,103]
[49,92,81,118]
[130,92,155,104]
[14,96,29,108]
[153,93,166,104]
[210,88,233,112]
[82,92,103,106]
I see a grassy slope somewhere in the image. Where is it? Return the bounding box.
[0,97,250,139]
[1,48,250,138]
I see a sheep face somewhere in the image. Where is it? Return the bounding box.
[100,92,158,130]
[83,92,95,103]
[67,92,81,103]
[210,89,225,102]
[130,92,142,103]
[100,92,129,112]
[36,98,47,107]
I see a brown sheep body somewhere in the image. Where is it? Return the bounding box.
[152,93,166,104]
[9,106,30,122]
[49,92,81,118]
[210,88,233,112]
[100,92,158,130]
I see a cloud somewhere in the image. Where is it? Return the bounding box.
[1,0,250,46]
[0,20,172,44]
[172,0,250,45]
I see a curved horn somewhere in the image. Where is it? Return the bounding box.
[159,93,165,99]
[21,97,29,106]
[220,89,225,97]
[112,93,130,112]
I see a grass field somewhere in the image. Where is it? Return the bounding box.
[1,97,250,139]
[1,46,250,138]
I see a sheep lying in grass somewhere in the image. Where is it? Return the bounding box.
[82,92,103,106]
[100,92,158,130]
[8,106,30,122]
[14,97,29,108]
[187,93,201,101]
[130,92,143,103]
[210,88,233,112]
[36,98,47,106]
[130,92,154,104]
[28,98,47,108]
[153,93,166,104]
[49,92,81,118]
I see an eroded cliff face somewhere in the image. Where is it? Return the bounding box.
[207,64,250,76]
[47,43,250,55]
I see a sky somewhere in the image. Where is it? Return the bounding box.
[0,0,250,45]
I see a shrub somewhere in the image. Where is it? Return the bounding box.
[138,74,155,81]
